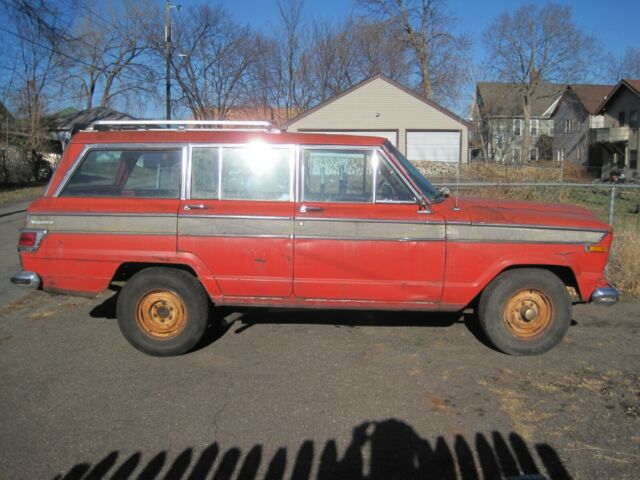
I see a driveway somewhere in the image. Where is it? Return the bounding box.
[0,202,638,479]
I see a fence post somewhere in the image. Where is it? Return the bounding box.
[608,185,616,225]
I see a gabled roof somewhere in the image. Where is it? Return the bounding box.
[286,74,471,128]
[476,82,564,117]
[47,106,135,132]
[595,78,640,114]
[568,84,614,114]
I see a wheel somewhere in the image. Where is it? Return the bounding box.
[116,268,210,356]
[478,269,572,356]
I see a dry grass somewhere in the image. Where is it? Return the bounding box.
[608,225,640,297]
[0,186,44,206]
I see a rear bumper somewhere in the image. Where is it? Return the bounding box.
[10,271,41,289]
[591,286,619,306]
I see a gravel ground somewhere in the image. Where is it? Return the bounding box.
[0,287,638,479]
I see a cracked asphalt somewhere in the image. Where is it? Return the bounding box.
[0,210,639,479]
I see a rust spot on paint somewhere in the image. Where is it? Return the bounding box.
[254,258,266,263]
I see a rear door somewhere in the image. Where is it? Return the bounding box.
[293,147,446,304]
[178,144,295,298]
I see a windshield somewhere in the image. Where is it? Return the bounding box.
[385,142,443,203]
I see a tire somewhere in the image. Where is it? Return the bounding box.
[116,268,210,356]
[478,269,572,356]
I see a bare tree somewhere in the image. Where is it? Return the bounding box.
[168,4,255,120]
[357,0,471,106]
[608,47,640,82]
[484,3,596,153]
[58,0,157,111]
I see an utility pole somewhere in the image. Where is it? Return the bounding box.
[165,0,172,120]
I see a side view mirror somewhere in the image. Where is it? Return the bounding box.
[438,186,450,197]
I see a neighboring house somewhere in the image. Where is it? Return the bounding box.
[286,74,470,165]
[550,84,613,172]
[593,79,640,178]
[47,106,136,150]
[475,82,562,163]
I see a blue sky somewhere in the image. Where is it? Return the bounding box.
[211,0,640,66]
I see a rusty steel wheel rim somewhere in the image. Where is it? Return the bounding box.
[503,289,553,340]
[136,290,187,340]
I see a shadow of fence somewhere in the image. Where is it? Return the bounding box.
[52,419,570,480]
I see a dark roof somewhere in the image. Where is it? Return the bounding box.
[568,84,614,114]
[286,74,471,129]
[476,82,564,117]
[47,106,135,132]
[595,78,640,114]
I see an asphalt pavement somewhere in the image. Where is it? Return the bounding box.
[0,201,638,479]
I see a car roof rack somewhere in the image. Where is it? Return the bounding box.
[86,120,280,133]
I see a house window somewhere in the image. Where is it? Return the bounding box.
[513,119,522,136]
[565,119,570,133]
[630,111,638,128]
[530,119,539,136]
[619,111,626,127]
[529,148,538,162]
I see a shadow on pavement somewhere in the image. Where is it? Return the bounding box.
[52,419,570,480]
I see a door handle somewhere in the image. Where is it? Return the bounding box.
[183,204,208,211]
[299,205,324,213]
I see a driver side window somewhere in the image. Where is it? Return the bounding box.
[375,156,416,203]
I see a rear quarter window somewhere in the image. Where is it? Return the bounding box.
[61,149,181,198]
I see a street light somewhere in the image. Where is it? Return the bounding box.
[165,1,180,120]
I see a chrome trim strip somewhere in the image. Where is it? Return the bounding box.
[179,217,293,237]
[29,212,177,218]
[179,234,291,239]
[298,217,445,226]
[295,219,446,241]
[178,214,293,220]
[26,214,176,235]
[446,221,609,234]
[295,236,445,242]
[446,224,605,244]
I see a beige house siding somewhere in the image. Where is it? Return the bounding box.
[286,76,469,163]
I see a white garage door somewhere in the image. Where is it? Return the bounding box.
[407,131,460,163]
[303,130,397,146]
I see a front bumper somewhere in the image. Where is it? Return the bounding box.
[10,271,41,289]
[591,286,619,306]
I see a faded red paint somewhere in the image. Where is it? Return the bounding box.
[19,129,613,310]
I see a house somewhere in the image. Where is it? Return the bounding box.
[593,79,640,177]
[550,84,613,173]
[286,74,470,165]
[47,106,135,150]
[475,82,562,163]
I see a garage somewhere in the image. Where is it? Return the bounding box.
[286,75,469,163]
[301,130,397,146]
[406,131,461,163]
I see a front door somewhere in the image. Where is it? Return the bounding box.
[178,144,295,298]
[293,148,445,304]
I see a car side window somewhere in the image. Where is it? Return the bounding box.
[375,156,416,203]
[303,149,374,202]
[219,145,293,201]
[61,149,181,198]
[191,147,219,199]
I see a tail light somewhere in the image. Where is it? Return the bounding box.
[18,229,48,252]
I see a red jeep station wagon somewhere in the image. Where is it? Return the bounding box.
[12,120,618,356]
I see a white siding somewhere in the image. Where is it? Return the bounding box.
[407,131,460,163]
[287,77,468,162]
